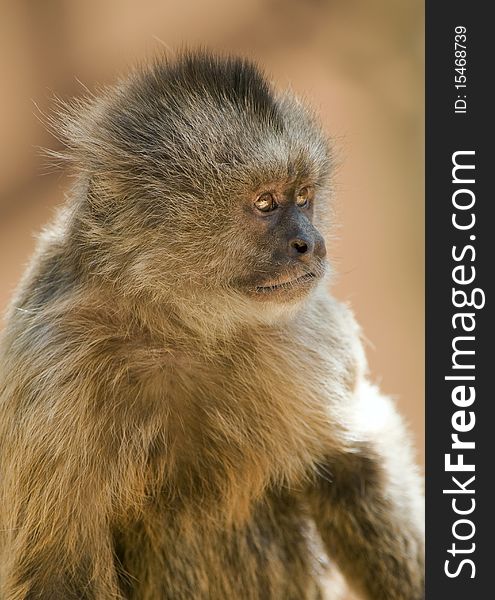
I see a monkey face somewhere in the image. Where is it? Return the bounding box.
[231,179,328,303]
[62,53,332,310]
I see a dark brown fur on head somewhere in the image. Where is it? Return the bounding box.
[55,52,331,322]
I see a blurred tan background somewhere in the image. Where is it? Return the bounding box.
[0,0,424,474]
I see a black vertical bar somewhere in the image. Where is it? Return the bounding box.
[426,1,492,597]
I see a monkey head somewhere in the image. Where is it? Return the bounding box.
[60,52,332,322]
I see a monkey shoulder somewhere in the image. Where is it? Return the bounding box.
[279,289,366,394]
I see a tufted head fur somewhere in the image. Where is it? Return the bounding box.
[48,51,332,332]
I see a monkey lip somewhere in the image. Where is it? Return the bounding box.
[254,272,318,294]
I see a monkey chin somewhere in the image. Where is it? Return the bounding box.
[245,266,327,303]
[237,274,325,325]
[252,272,319,299]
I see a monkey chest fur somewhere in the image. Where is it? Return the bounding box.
[112,301,358,598]
[114,493,330,600]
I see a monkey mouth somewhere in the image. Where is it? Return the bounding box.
[254,272,318,294]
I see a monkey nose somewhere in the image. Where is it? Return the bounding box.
[289,238,311,256]
[315,237,327,259]
[288,237,326,261]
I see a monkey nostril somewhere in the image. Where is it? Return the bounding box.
[290,239,309,254]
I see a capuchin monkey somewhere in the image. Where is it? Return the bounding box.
[0,52,424,600]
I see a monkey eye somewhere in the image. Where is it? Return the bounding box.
[254,192,277,213]
[296,186,312,208]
